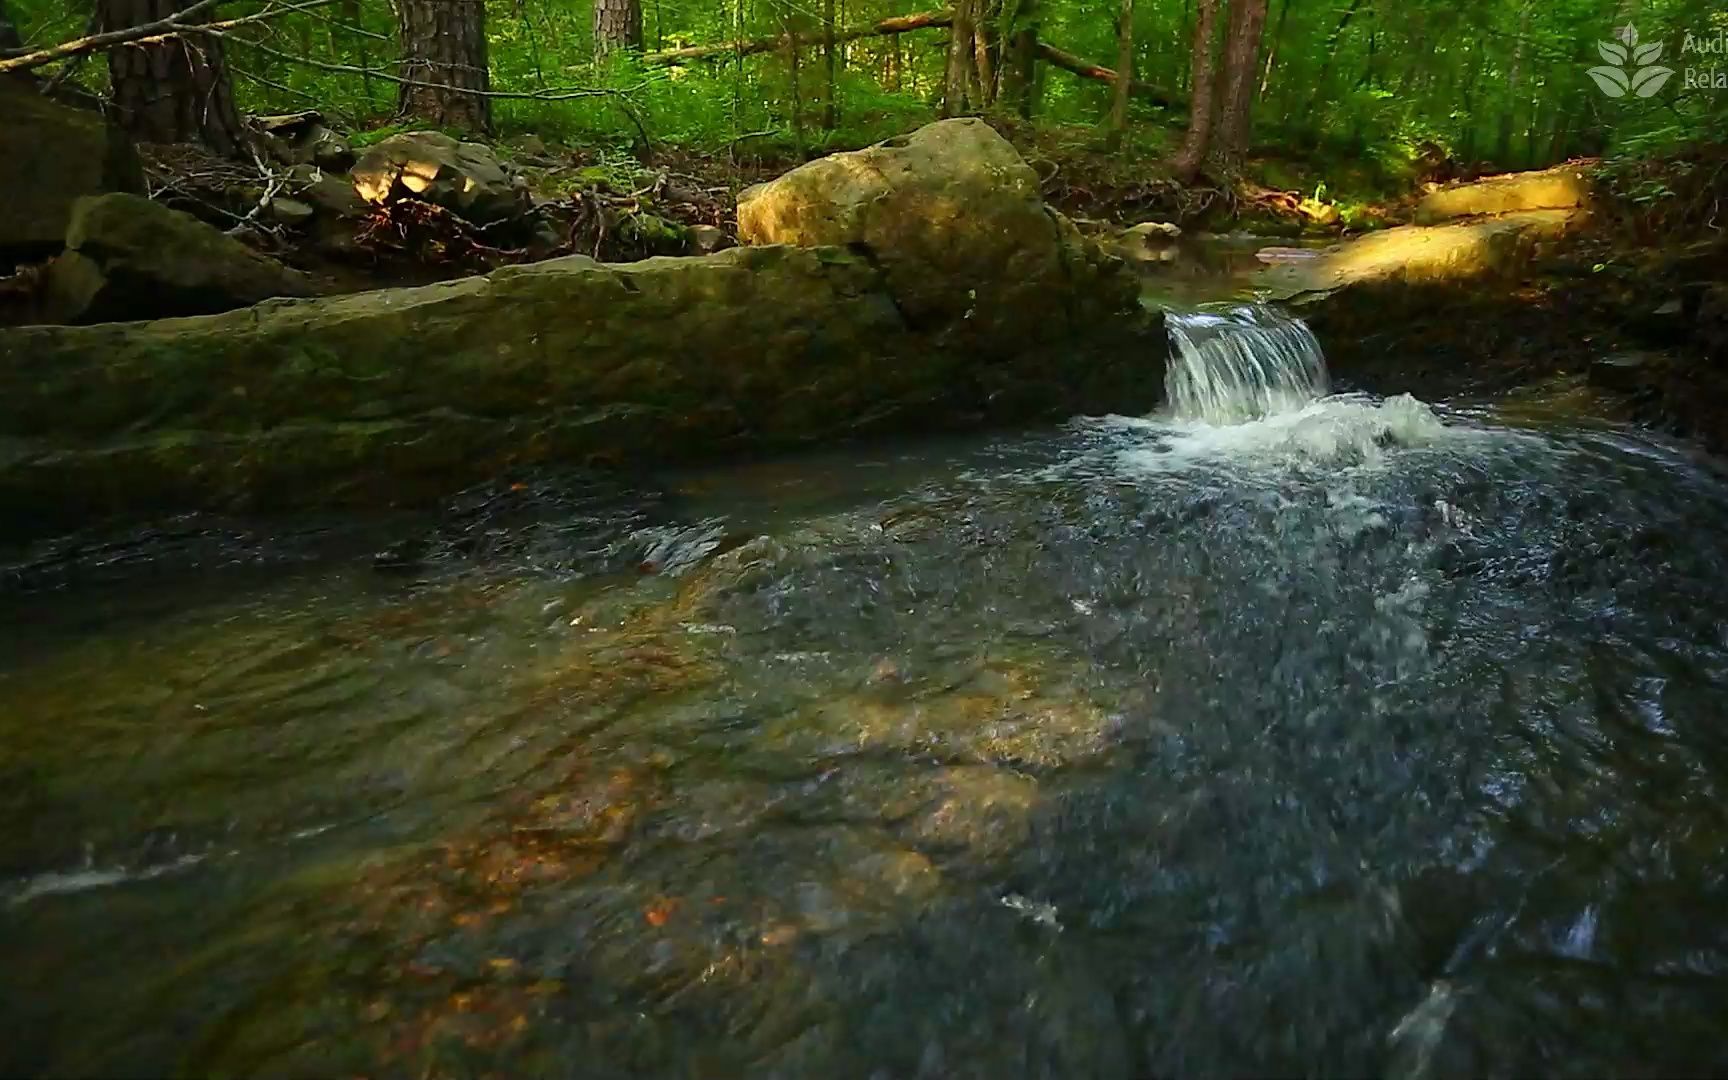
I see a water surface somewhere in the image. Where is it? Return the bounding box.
[4,311,1728,1076]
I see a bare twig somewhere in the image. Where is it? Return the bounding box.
[234,37,653,102]
[0,0,335,75]
[226,150,287,236]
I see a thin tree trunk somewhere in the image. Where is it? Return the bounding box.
[99,0,246,155]
[942,0,975,115]
[779,3,806,156]
[822,0,836,127]
[396,0,491,133]
[1210,0,1269,172]
[1257,0,1287,97]
[593,0,643,54]
[972,0,996,106]
[997,0,1037,117]
[1104,0,1133,149]
[337,0,378,109]
[1170,0,1219,180]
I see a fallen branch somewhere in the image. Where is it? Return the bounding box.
[235,37,648,101]
[0,0,334,75]
[643,10,953,66]
[1034,41,1182,109]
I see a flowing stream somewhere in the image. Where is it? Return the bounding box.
[5,306,1728,1076]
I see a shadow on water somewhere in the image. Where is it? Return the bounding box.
[5,309,1728,1076]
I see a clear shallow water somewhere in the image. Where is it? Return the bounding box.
[6,316,1728,1076]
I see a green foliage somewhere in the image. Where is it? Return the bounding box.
[8,0,1724,187]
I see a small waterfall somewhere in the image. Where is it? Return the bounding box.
[1165,305,1329,424]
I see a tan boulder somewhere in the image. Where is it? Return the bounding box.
[1414,165,1592,225]
[351,131,528,224]
[737,118,1133,341]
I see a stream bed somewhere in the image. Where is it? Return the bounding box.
[5,308,1728,1077]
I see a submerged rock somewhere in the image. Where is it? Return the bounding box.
[0,82,144,263]
[41,193,316,324]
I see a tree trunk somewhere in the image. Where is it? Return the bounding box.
[1210,0,1269,172]
[97,0,245,154]
[778,2,806,156]
[1169,0,1219,180]
[396,0,491,133]
[1257,0,1288,97]
[593,0,643,53]
[942,0,976,115]
[998,0,1038,117]
[1103,0,1133,149]
[972,0,996,106]
[821,0,836,127]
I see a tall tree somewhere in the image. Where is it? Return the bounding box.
[1211,0,1269,171]
[98,0,246,155]
[821,0,836,128]
[1170,0,1219,180]
[998,0,1039,118]
[396,0,491,133]
[1103,0,1133,150]
[593,0,643,54]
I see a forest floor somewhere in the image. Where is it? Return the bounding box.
[129,114,1445,298]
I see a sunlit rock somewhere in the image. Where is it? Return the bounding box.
[737,118,1141,347]
[1414,165,1592,224]
[351,130,528,224]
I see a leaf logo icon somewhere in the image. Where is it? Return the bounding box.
[1632,65,1674,97]
[1589,26,1671,99]
[1588,65,1631,97]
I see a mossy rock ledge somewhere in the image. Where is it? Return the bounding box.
[0,121,1163,531]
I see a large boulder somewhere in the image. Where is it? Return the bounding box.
[0,124,1162,527]
[351,131,529,224]
[0,82,144,264]
[736,118,1136,345]
[1414,165,1592,225]
[42,193,316,324]
[0,245,1162,526]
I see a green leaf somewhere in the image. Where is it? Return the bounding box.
[1587,66,1631,97]
[1632,65,1675,98]
[1633,41,1664,65]
[1598,40,1629,65]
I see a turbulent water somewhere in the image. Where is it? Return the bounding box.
[5,307,1728,1076]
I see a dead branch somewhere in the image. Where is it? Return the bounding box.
[235,37,648,101]
[1034,41,1182,109]
[0,0,334,75]
[643,10,953,66]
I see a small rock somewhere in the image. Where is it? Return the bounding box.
[516,134,548,157]
[688,224,732,255]
[266,197,315,227]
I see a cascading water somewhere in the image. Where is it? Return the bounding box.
[10,298,1728,1077]
[1165,304,1330,424]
